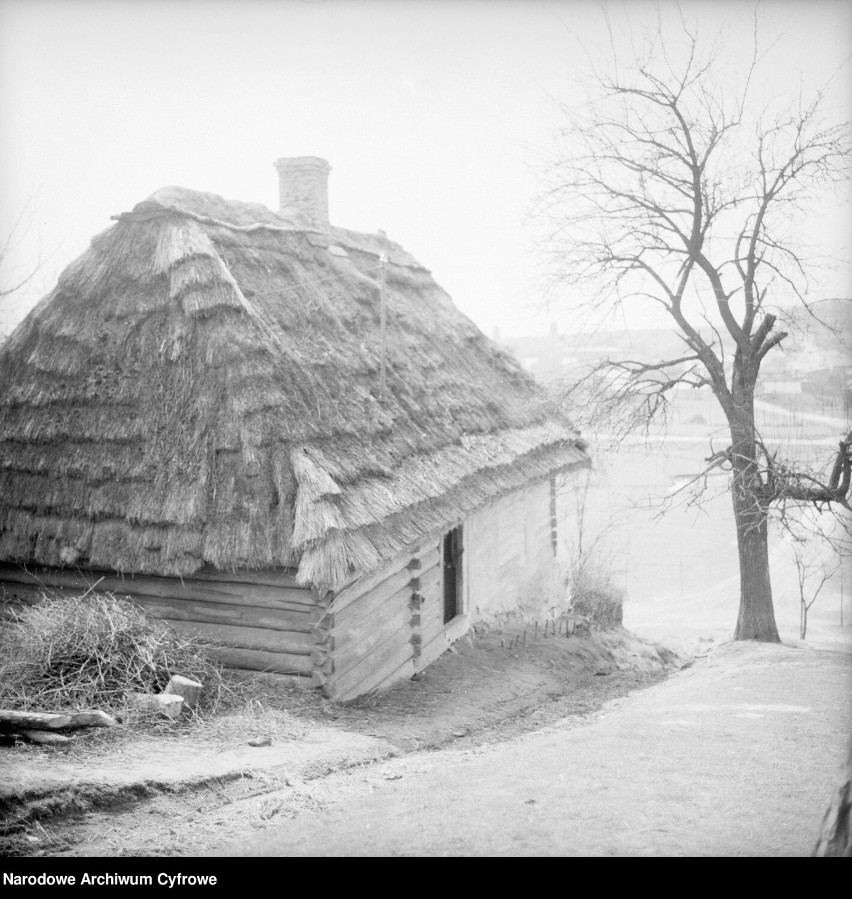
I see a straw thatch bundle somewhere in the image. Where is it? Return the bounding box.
[0,187,588,588]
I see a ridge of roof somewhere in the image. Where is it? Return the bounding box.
[118,187,427,272]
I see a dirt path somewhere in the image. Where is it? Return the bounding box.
[1,628,676,856]
[4,630,849,857]
[230,641,852,857]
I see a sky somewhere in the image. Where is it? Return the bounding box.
[1,0,850,339]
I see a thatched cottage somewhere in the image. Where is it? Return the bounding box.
[0,157,589,700]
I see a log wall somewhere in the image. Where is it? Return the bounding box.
[317,550,418,701]
[0,564,322,687]
[311,538,446,701]
[0,473,585,701]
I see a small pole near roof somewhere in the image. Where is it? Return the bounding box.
[379,251,388,398]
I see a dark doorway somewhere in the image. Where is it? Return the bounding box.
[443,526,463,624]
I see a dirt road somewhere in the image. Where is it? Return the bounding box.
[1,628,675,856]
[235,641,852,856]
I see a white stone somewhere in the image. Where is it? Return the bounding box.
[127,692,184,720]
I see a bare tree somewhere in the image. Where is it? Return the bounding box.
[783,504,848,638]
[791,539,839,640]
[538,19,851,642]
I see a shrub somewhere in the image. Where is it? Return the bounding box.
[567,558,624,630]
[0,591,223,713]
[570,585,624,629]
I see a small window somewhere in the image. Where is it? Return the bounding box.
[442,526,463,624]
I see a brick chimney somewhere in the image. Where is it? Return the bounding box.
[274,156,331,232]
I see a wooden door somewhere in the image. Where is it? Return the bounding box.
[443,526,463,624]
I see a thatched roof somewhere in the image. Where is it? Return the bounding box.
[0,186,588,588]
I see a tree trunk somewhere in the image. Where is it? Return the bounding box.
[728,386,780,643]
[731,489,779,641]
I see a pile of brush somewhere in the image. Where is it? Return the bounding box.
[0,591,223,715]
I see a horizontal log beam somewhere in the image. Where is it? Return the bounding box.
[165,619,313,656]
[332,568,415,630]
[418,564,441,595]
[191,566,303,589]
[333,593,412,641]
[418,615,471,671]
[126,595,315,635]
[328,611,415,687]
[0,564,320,616]
[419,617,449,647]
[331,642,415,702]
[331,547,417,603]
[331,554,414,615]
[0,581,58,608]
[203,646,314,677]
[332,596,416,670]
